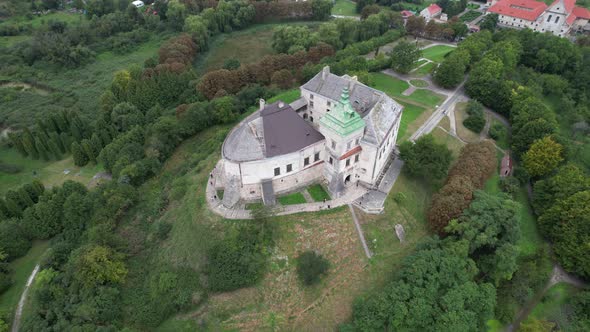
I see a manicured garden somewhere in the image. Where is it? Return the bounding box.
[410,79,429,87]
[413,61,436,76]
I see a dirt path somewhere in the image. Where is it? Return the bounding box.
[506,264,588,332]
[10,264,40,332]
[348,204,372,259]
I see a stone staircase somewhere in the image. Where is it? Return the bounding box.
[373,150,397,190]
[222,175,241,208]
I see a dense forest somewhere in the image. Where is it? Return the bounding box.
[1,0,589,330]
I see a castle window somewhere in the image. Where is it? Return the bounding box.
[310,101,314,108]
[310,116,314,122]
[327,101,331,106]
[347,141,351,150]
[355,138,360,145]
[555,16,560,23]
[314,152,320,161]
[286,164,292,173]
[331,140,336,149]
[304,157,309,166]
[346,159,350,167]
[355,155,360,163]
[329,157,333,165]
[274,167,280,176]
[327,109,330,112]
[547,14,552,22]
[310,94,314,100]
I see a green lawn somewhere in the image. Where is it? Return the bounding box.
[278,192,307,205]
[413,61,436,76]
[245,202,264,210]
[406,89,445,108]
[397,101,428,141]
[412,59,428,70]
[332,0,358,16]
[267,88,301,104]
[0,241,49,322]
[421,45,455,63]
[0,147,104,195]
[410,79,428,88]
[369,73,410,97]
[467,3,481,9]
[307,184,330,202]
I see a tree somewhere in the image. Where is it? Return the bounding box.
[356,0,375,13]
[532,164,590,215]
[390,40,422,74]
[399,134,452,183]
[434,49,470,88]
[351,238,496,331]
[405,16,426,37]
[271,69,293,89]
[166,0,186,31]
[538,191,590,279]
[317,22,342,50]
[311,0,333,21]
[480,13,499,31]
[183,15,209,50]
[271,26,317,54]
[71,141,89,167]
[111,102,144,132]
[0,219,32,260]
[296,251,330,285]
[71,245,127,288]
[523,136,563,177]
[463,99,486,133]
[447,191,520,285]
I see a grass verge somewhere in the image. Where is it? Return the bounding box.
[278,192,307,205]
[307,184,330,202]
[421,45,455,63]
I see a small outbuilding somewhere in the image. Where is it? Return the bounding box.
[500,154,513,177]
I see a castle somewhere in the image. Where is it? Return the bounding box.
[487,0,590,36]
[216,67,403,207]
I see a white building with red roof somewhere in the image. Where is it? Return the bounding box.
[420,4,443,21]
[487,0,590,36]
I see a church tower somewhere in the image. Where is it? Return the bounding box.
[319,87,366,198]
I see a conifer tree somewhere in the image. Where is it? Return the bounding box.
[71,142,89,166]
[48,139,62,160]
[90,134,103,156]
[4,197,22,217]
[60,133,72,152]
[0,198,9,219]
[17,187,35,207]
[35,137,51,161]
[8,132,27,157]
[22,128,39,159]
[50,132,65,153]
[81,139,96,163]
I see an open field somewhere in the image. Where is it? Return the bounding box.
[0,11,84,28]
[431,127,465,158]
[0,241,49,322]
[421,45,455,63]
[195,22,320,74]
[369,72,409,96]
[1,34,170,127]
[454,102,481,142]
[0,147,104,195]
[332,0,358,16]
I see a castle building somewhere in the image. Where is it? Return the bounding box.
[217,67,403,207]
[487,0,590,36]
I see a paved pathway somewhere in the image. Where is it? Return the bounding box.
[448,108,457,136]
[410,80,468,142]
[348,204,372,259]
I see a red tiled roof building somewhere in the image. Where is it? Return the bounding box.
[487,0,590,36]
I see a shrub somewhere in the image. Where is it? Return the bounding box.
[500,176,520,197]
[296,251,330,286]
[463,115,486,133]
[489,122,506,140]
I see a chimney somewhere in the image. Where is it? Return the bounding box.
[351,75,358,82]
[322,66,330,80]
[259,98,266,111]
[278,101,285,108]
